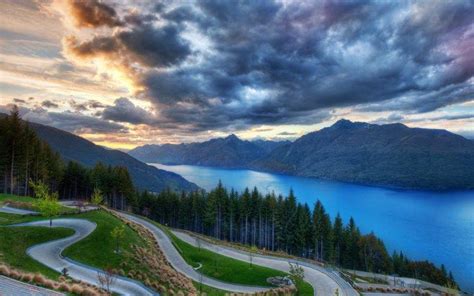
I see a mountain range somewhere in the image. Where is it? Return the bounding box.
[130,120,474,190]
[129,135,288,168]
[29,122,198,193]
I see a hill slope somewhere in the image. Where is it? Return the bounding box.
[30,122,198,193]
[131,119,474,190]
[251,139,291,153]
[129,135,272,168]
[253,120,474,190]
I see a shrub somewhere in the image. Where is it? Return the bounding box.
[0,265,11,276]
[9,270,20,280]
[82,287,100,296]
[33,273,46,285]
[43,279,55,289]
[71,284,84,294]
[58,283,71,292]
[21,273,33,282]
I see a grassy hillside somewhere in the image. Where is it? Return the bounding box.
[150,218,314,294]
[171,231,285,287]
[0,221,73,279]
[1,195,311,295]
[62,210,145,269]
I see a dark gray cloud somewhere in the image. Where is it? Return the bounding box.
[278,132,298,136]
[66,23,190,68]
[69,99,88,112]
[13,98,26,104]
[0,103,127,134]
[41,100,59,108]
[372,112,474,125]
[68,0,124,28]
[64,0,474,132]
[424,113,474,122]
[117,24,191,67]
[88,100,106,109]
[102,97,155,125]
[43,111,127,133]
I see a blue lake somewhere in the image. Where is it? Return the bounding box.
[152,163,474,292]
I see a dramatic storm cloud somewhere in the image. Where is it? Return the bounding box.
[1,0,473,147]
[61,0,474,132]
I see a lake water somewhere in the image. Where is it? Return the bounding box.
[152,163,474,292]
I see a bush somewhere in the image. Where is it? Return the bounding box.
[58,283,71,292]
[9,270,20,280]
[82,287,100,296]
[71,284,84,294]
[0,265,11,276]
[33,273,46,285]
[21,273,33,282]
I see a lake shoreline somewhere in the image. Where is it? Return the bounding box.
[150,163,474,293]
[153,162,474,193]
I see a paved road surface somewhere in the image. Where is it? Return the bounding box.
[11,219,156,295]
[344,269,461,295]
[172,230,357,296]
[0,205,37,215]
[119,212,269,294]
[0,275,64,296]
[362,293,410,296]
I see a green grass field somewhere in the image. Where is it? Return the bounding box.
[0,193,76,214]
[0,197,144,277]
[0,224,74,279]
[170,231,285,287]
[0,194,36,205]
[170,231,314,294]
[62,210,145,270]
[147,218,313,294]
[0,194,313,295]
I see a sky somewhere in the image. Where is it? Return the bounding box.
[0,0,473,150]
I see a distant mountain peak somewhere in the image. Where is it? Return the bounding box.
[330,119,366,130]
[225,134,240,141]
[334,118,352,125]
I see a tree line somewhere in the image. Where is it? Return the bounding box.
[130,182,457,288]
[0,106,457,288]
[0,106,134,209]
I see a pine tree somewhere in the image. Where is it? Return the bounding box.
[332,213,344,265]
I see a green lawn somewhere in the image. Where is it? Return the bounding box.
[0,225,74,279]
[0,208,143,276]
[193,281,228,296]
[62,210,145,270]
[146,217,313,291]
[0,193,36,204]
[155,221,314,294]
[0,211,38,225]
[170,231,285,287]
[0,195,312,295]
[294,278,314,295]
[0,193,76,214]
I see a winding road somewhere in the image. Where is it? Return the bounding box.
[0,275,64,296]
[118,212,270,294]
[3,204,357,296]
[118,212,358,296]
[0,205,38,215]
[11,218,156,296]
[172,230,358,296]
